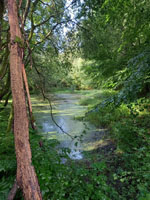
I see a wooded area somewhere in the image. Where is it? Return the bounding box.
[0,0,150,199]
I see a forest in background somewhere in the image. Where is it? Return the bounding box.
[0,0,150,199]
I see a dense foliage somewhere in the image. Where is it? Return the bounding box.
[76,0,150,90]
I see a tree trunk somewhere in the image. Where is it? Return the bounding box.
[22,56,36,130]
[7,0,42,199]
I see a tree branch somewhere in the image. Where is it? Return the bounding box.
[34,15,55,28]
[22,0,31,26]
[34,20,72,45]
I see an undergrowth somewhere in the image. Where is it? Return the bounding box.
[1,89,150,199]
[82,90,150,200]
[0,106,118,200]
[0,109,16,200]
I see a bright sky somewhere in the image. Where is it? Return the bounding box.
[63,0,84,35]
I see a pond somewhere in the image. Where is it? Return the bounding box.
[32,93,107,160]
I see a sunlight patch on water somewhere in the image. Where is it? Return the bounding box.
[84,139,109,151]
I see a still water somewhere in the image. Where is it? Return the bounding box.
[32,93,107,160]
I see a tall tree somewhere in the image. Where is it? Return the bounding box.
[7,0,42,199]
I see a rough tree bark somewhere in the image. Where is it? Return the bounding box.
[7,0,42,199]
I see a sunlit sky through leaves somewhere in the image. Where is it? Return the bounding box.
[63,0,84,35]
